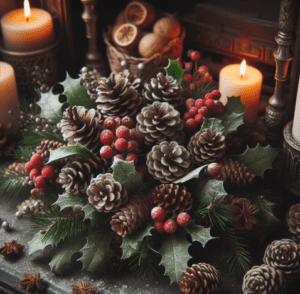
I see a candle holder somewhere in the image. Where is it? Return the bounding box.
[282,121,300,196]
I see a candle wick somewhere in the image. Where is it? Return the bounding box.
[26,17,29,22]
[240,74,244,79]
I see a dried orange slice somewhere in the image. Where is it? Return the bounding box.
[124,1,156,29]
[113,23,142,50]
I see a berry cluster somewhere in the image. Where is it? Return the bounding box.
[151,207,192,234]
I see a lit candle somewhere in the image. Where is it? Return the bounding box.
[292,76,300,142]
[0,0,55,52]
[0,62,20,133]
[219,60,263,124]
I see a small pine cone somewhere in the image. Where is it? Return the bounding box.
[96,72,142,118]
[87,173,128,213]
[286,203,300,243]
[110,190,153,237]
[59,156,106,195]
[179,263,222,294]
[153,184,192,214]
[223,194,237,204]
[80,67,101,101]
[58,106,102,155]
[215,157,255,188]
[136,101,185,145]
[242,264,287,294]
[110,234,125,273]
[188,128,226,166]
[263,239,300,281]
[17,197,45,218]
[143,72,183,108]
[230,198,259,232]
[5,162,26,176]
[146,141,191,183]
[34,139,66,162]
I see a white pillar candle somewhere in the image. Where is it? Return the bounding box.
[292,76,300,142]
[219,60,263,124]
[0,62,20,133]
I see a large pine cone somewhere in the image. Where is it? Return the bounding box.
[215,157,255,188]
[242,264,287,294]
[146,141,191,183]
[34,139,65,162]
[143,72,183,108]
[230,198,259,232]
[136,101,185,145]
[179,263,222,294]
[87,173,128,213]
[263,239,300,281]
[58,106,102,155]
[96,71,142,118]
[58,156,106,195]
[153,184,192,214]
[80,67,101,101]
[286,203,300,243]
[110,190,153,237]
[188,128,226,166]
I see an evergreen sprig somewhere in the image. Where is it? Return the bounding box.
[12,145,34,162]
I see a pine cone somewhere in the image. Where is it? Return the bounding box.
[0,122,17,159]
[153,184,192,214]
[136,101,185,145]
[110,190,153,237]
[58,106,102,155]
[179,263,222,294]
[215,157,255,188]
[188,128,226,166]
[87,173,128,213]
[146,141,191,183]
[80,67,101,101]
[34,139,66,162]
[263,239,300,281]
[17,197,45,219]
[5,162,26,176]
[59,156,106,195]
[96,72,142,118]
[286,203,300,243]
[110,234,125,273]
[143,72,183,108]
[230,198,259,232]
[242,264,287,294]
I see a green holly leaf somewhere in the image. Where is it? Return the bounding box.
[164,58,185,84]
[201,118,223,132]
[78,226,113,273]
[185,222,215,248]
[174,165,208,184]
[195,179,227,203]
[60,73,97,109]
[28,233,55,256]
[82,203,107,225]
[159,232,191,284]
[256,198,280,228]
[112,158,144,191]
[223,96,244,115]
[121,223,153,259]
[231,145,281,178]
[53,193,87,211]
[36,89,63,124]
[49,234,86,274]
[47,144,95,164]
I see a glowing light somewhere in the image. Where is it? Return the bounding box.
[240,59,246,78]
[24,0,31,20]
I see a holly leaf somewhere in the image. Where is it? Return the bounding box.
[47,144,94,164]
[223,96,244,115]
[28,233,55,256]
[121,223,153,259]
[201,118,223,132]
[82,203,107,225]
[174,165,208,184]
[185,222,215,248]
[256,198,280,228]
[53,193,87,211]
[78,226,113,273]
[49,234,86,274]
[36,89,63,124]
[112,158,144,191]
[231,145,281,178]
[195,179,227,203]
[164,58,185,84]
[159,232,191,284]
[60,73,97,109]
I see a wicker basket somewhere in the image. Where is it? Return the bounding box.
[103,25,185,86]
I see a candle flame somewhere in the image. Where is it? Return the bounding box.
[24,0,31,20]
[240,59,246,77]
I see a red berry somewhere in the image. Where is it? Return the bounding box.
[188,107,198,117]
[183,112,192,121]
[114,117,121,125]
[35,176,47,188]
[137,170,145,180]
[177,213,192,227]
[185,62,193,71]
[125,153,138,165]
[25,162,33,174]
[195,99,205,109]
[151,207,166,221]
[100,145,114,159]
[211,89,221,100]
[121,116,134,128]
[130,130,143,145]
[116,126,130,140]
[198,106,209,117]
[182,74,193,83]
[30,154,44,169]
[190,51,201,61]
[104,117,116,130]
[112,154,124,162]
[204,93,214,101]
[115,138,128,152]
[154,221,165,233]
[30,188,36,196]
[185,98,195,110]
[197,65,208,75]
[202,74,213,83]
[195,114,204,125]
[128,140,139,150]
[41,166,55,180]
[195,80,203,87]
[185,118,197,131]
[214,101,224,113]
[163,219,177,234]
[100,129,115,145]
[205,99,215,110]
[207,162,221,176]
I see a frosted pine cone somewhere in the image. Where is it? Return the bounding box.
[286,203,300,243]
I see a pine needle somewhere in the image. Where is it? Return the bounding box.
[12,145,34,162]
